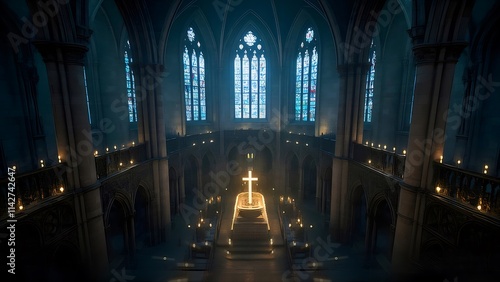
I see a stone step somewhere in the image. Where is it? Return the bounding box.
[228,245,273,253]
[232,228,269,241]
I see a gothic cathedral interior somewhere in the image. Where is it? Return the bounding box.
[1,0,500,281]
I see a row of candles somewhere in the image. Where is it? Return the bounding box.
[435,184,485,211]
[192,139,214,146]
[365,141,406,155]
[35,142,137,168]
[439,155,489,174]
[364,142,490,174]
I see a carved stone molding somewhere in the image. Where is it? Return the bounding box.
[412,42,468,65]
[33,41,88,66]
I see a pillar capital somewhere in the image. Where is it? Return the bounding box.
[33,41,88,65]
[412,42,467,65]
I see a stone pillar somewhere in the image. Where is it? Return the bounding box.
[135,63,170,242]
[330,63,370,241]
[34,41,108,281]
[315,173,322,210]
[180,173,186,203]
[392,43,466,275]
[128,214,136,259]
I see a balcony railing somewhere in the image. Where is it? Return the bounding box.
[167,132,217,156]
[0,163,69,218]
[95,143,147,179]
[352,142,406,178]
[433,161,500,216]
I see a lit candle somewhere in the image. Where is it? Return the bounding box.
[132,141,135,146]
[403,150,406,155]
[114,145,117,150]
[59,186,64,192]
[435,186,441,193]
[40,160,44,168]
[106,147,109,152]
[368,159,372,164]
[393,147,396,152]
[365,141,369,145]
[383,145,387,150]
[457,160,461,166]
[94,150,98,156]
[58,155,61,163]
[440,155,443,163]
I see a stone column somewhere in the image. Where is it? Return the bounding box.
[392,43,466,274]
[135,63,171,241]
[34,41,108,280]
[330,63,370,241]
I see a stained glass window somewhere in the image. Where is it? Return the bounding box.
[83,66,91,124]
[235,31,266,119]
[295,27,318,121]
[364,40,376,123]
[183,27,207,121]
[124,40,137,122]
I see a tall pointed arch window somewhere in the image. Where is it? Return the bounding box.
[364,41,376,123]
[124,40,137,122]
[183,27,206,121]
[295,27,318,121]
[234,31,266,119]
[83,66,91,124]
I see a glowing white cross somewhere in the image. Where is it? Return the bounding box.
[242,170,258,204]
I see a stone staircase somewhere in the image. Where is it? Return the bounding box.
[227,214,273,260]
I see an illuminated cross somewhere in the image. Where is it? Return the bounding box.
[242,170,258,204]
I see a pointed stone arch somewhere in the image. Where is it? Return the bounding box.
[134,184,152,248]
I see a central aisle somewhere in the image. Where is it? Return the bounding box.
[205,191,287,281]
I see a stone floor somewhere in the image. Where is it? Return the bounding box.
[122,192,392,282]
